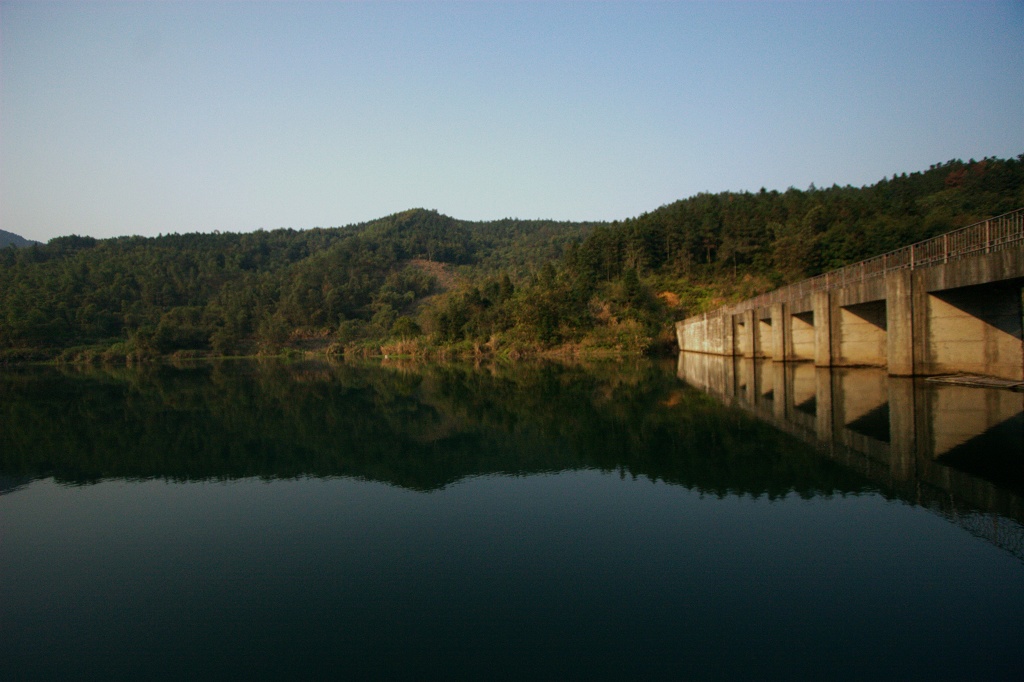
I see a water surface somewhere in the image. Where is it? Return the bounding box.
[1,359,1022,680]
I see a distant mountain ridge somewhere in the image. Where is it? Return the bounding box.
[0,230,40,249]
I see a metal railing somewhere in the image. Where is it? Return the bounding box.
[728,207,1024,315]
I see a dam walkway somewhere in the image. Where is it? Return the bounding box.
[676,208,1024,380]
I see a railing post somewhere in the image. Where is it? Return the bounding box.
[910,244,915,270]
[944,234,948,263]
[985,220,991,253]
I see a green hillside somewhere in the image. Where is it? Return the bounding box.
[1,155,1021,362]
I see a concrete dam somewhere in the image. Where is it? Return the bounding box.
[676,208,1024,381]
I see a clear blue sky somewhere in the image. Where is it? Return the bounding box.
[2,1,1022,242]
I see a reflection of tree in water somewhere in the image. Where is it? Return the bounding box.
[1,359,877,497]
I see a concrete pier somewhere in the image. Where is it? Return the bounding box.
[676,209,1024,380]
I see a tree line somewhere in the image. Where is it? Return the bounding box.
[1,155,1021,361]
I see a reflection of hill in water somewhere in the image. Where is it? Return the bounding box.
[0,359,874,498]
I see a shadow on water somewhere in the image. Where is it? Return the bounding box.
[677,351,1024,560]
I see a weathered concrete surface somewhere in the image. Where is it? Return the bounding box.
[676,310,733,356]
[735,311,754,358]
[833,300,887,367]
[738,308,768,358]
[676,242,1024,378]
[917,244,1024,293]
[812,292,831,367]
[756,313,772,359]
[790,311,815,361]
[886,271,915,376]
[770,303,786,362]
[829,276,888,308]
[914,281,1024,381]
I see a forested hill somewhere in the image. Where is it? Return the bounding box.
[1,155,1022,362]
[0,230,40,249]
[569,156,1024,285]
[0,210,598,360]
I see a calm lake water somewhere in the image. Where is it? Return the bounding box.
[2,357,1023,680]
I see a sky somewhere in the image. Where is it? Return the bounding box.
[1,1,1022,243]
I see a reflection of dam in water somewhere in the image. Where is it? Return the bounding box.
[677,351,1024,558]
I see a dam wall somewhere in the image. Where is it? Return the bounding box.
[676,209,1024,380]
